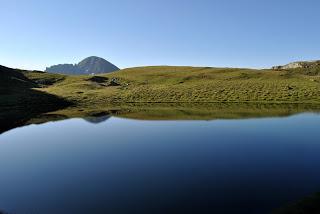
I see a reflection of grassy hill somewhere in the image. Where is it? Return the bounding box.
[2,103,318,135]
[48,102,320,122]
[22,66,320,105]
[109,103,320,120]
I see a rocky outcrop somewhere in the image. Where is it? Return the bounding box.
[272,60,320,70]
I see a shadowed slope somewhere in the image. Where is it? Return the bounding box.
[0,66,72,134]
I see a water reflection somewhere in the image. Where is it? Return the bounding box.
[273,192,320,213]
[1,103,320,134]
[0,113,320,213]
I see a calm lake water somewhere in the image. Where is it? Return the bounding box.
[0,113,320,213]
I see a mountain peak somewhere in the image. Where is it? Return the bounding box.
[46,56,120,75]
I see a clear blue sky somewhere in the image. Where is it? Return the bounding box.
[1,0,320,70]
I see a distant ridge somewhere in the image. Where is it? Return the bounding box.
[46,56,120,75]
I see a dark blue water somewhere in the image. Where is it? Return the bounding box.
[0,113,320,214]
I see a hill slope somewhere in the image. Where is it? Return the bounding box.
[32,65,320,105]
[3,63,320,107]
[0,66,71,133]
[0,65,36,89]
[45,56,120,75]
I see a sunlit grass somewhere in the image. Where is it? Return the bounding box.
[23,66,320,105]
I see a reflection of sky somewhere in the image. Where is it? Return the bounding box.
[0,114,319,213]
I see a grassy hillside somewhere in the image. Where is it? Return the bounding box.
[23,66,320,105]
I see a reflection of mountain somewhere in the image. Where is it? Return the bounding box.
[84,115,111,124]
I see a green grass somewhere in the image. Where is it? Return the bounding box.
[22,66,320,105]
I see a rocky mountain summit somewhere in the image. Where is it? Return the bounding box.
[46,56,120,75]
[272,60,320,70]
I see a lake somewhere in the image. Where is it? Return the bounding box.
[0,111,320,213]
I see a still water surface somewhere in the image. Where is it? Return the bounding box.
[0,113,320,213]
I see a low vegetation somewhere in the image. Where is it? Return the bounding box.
[22,65,320,105]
